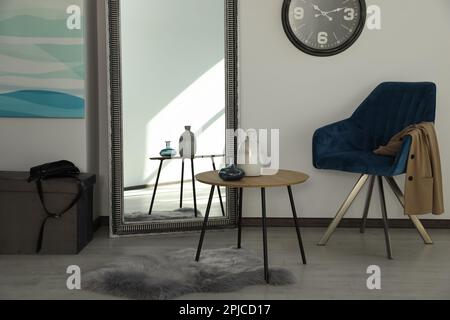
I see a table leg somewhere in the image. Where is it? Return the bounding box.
[191,158,198,218]
[287,186,307,265]
[212,157,226,217]
[261,188,269,283]
[180,159,184,209]
[237,188,243,249]
[195,186,215,261]
[148,159,164,215]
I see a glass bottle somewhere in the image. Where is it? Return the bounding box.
[160,141,176,158]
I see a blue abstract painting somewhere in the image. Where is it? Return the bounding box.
[0,0,85,118]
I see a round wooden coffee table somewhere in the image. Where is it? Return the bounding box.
[195,170,309,283]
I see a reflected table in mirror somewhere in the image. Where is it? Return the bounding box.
[147,155,226,218]
[195,170,309,283]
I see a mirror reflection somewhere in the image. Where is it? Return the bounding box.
[120,0,228,223]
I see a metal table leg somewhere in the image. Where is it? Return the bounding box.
[148,159,164,215]
[180,159,184,208]
[195,186,215,261]
[237,188,243,249]
[191,158,198,218]
[261,188,269,283]
[287,186,307,265]
[212,157,226,217]
[360,176,376,234]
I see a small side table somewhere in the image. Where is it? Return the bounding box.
[148,155,225,217]
[195,170,309,283]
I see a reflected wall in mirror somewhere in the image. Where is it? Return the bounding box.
[108,0,238,236]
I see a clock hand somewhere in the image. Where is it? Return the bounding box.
[312,4,326,15]
[325,7,346,14]
[314,13,333,20]
[312,4,333,21]
[314,7,348,19]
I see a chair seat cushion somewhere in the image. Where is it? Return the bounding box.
[315,151,396,176]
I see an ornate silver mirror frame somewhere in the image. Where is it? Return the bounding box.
[107,0,239,236]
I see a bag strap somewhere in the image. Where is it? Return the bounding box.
[36,176,84,253]
[36,216,52,254]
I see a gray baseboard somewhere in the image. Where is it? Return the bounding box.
[94,216,450,229]
[242,217,450,229]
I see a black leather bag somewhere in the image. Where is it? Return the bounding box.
[28,160,80,182]
[28,161,83,253]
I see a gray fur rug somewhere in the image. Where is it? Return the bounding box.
[125,208,202,222]
[83,248,296,300]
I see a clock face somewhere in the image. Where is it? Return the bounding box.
[282,0,366,56]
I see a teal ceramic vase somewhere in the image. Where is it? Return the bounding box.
[160,141,176,158]
[219,159,245,181]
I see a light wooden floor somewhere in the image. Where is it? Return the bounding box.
[1,227,450,300]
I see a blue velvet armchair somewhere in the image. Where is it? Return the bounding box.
[313,82,437,259]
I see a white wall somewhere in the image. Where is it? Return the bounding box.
[0,0,101,216]
[7,0,447,220]
[0,119,87,170]
[239,0,450,219]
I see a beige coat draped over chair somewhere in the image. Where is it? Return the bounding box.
[375,122,444,216]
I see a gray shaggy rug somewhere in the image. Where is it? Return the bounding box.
[125,208,202,222]
[83,248,296,300]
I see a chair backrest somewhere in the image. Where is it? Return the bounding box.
[351,82,436,150]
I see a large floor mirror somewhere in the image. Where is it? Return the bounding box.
[107,0,239,236]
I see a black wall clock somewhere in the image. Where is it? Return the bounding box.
[282,0,366,56]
